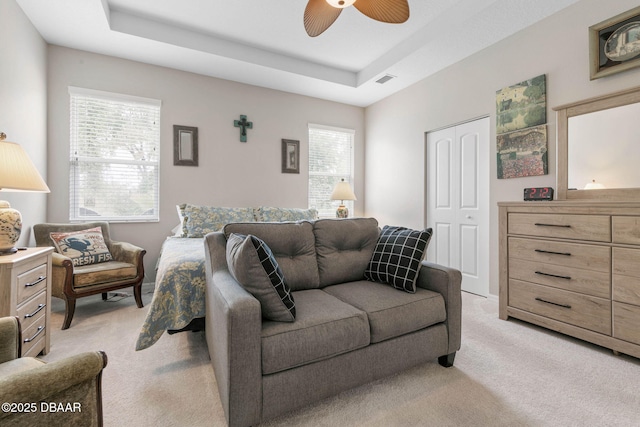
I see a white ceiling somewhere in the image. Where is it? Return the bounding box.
[17,0,579,107]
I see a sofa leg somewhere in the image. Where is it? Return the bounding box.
[438,352,456,367]
[102,293,108,301]
[62,297,77,330]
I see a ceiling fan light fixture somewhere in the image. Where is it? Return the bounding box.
[325,0,356,9]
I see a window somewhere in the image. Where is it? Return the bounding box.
[308,124,355,218]
[69,87,161,222]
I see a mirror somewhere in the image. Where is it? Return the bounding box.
[173,125,198,166]
[555,85,640,200]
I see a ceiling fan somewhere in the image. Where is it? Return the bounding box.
[304,0,410,37]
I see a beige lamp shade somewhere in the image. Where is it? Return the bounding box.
[0,139,50,192]
[0,137,50,254]
[330,179,356,201]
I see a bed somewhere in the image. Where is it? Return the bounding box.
[136,237,206,350]
[135,204,319,350]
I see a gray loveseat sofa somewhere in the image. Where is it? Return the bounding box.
[204,218,462,426]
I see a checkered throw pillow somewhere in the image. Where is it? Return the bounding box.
[226,233,296,322]
[364,226,433,293]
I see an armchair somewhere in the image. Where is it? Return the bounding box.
[33,222,146,329]
[0,316,107,426]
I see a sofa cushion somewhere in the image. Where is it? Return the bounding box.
[223,222,320,291]
[323,280,446,343]
[254,206,318,222]
[183,205,255,238]
[49,227,113,267]
[313,218,380,287]
[226,233,296,322]
[364,226,433,293]
[261,289,370,375]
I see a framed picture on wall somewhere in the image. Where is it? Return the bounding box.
[173,125,198,166]
[590,6,640,80]
[281,139,300,174]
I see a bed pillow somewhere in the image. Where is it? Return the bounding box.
[255,206,318,222]
[226,233,296,322]
[364,225,433,293]
[183,205,255,238]
[49,227,113,267]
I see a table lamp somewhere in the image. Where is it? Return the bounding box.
[330,178,356,218]
[0,133,50,255]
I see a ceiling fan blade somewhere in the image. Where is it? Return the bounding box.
[304,0,342,37]
[354,0,410,24]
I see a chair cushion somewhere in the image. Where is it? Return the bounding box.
[0,357,45,378]
[261,289,369,374]
[226,233,295,322]
[313,218,380,287]
[73,261,137,288]
[224,222,320,291]
[49,227,113,266]
[364,225,433,293]
[323,281,446,344]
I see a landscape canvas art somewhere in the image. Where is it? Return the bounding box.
[496,75,546,135]
[497,125,548,179]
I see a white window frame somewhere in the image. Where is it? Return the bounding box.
[69,87,161,222]
[308,123,355,219]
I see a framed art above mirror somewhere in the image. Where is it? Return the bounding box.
[555,85,640,201]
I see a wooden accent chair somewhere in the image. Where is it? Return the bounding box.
[0,316,108,426]
[33,222,146,329]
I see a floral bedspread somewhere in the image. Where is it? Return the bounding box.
[136,237,206,350]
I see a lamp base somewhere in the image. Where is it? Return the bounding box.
[0,200,22,255]
[0,247,18,256]
[336,205,349,218]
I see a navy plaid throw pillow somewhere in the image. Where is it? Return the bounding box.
[364,226,433,293]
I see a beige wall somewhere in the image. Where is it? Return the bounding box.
[0,0,48,247]
[364,0,640,296]
[47,46,365,278]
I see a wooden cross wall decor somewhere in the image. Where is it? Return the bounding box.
[234,115,253,142]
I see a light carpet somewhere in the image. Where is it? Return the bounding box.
[41,285,640,426]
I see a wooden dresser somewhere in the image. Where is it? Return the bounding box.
[0,247,53,357]
[499,201,640,359]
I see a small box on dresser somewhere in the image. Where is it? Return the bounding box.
[499,201,640,359]
[0,247,53,357]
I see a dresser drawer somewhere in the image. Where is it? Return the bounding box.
[17,263,48,304]
[508,237,610,272]
[612,216,640,244]
[509,279,611,335]
[508,258,610,299]
[16,291,47,328]
[613,302,640,345]
[613,247,640,305]
[508,213,611,242]
[20,312,46,357]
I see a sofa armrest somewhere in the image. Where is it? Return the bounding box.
[416,261,462,354]
[204,232,263,427]
[0,317,20,363]
[0,351,107,425]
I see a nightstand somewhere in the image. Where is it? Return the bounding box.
[0,247,53,357]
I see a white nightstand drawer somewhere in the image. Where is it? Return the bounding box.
[17,263,48,304]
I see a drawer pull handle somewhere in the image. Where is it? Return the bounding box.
[534,223,571,228]
[535,249,571,256]
[24,326,45,343]
[25,276,46,288]
[535,297,572,309]
[535,271,572,280]
[24,303,46,319]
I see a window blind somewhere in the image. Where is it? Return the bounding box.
[308,124,355,218]
[69,87,161,222]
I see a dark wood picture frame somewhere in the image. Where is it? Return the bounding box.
[173,125,198,166]
[281,139,300,174]
[590,6,640,80]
